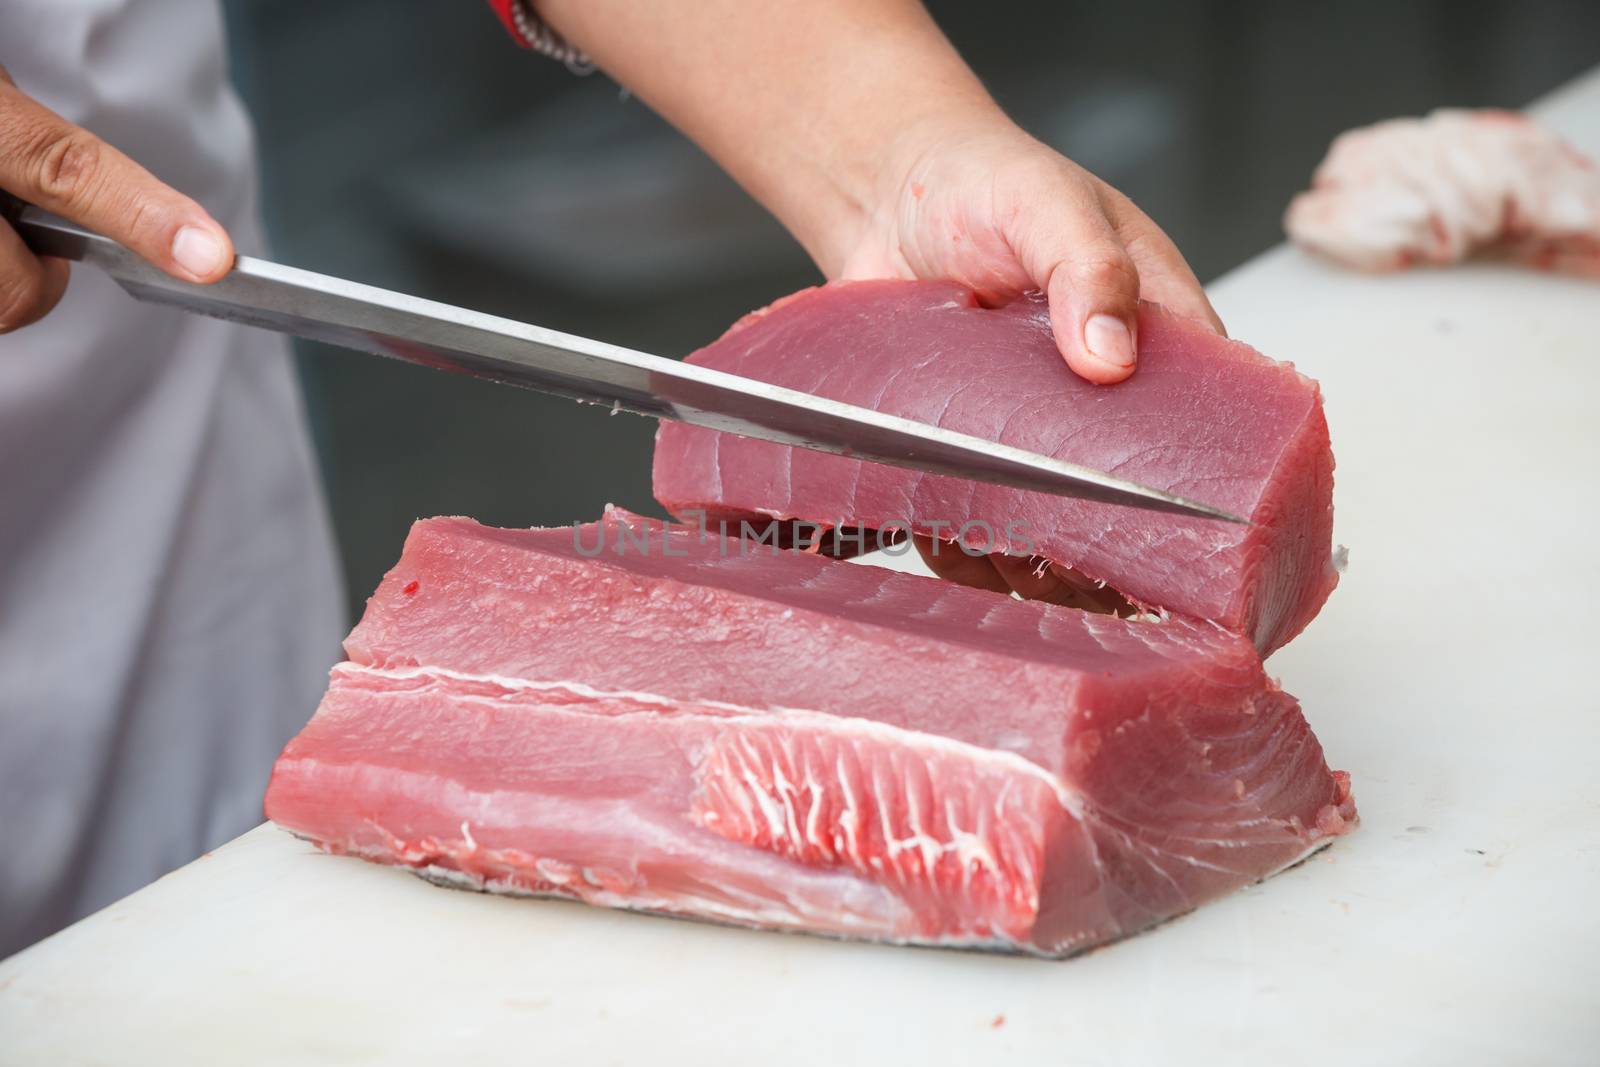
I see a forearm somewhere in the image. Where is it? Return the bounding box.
[535,0,1003,275]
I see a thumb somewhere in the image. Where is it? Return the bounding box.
[1011,188,1142,384]
[0,68,233,283]
[1041,237,1141,386]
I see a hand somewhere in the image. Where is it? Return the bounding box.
[0,65,233,334]
[835,118,1225,384]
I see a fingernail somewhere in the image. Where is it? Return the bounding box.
[172,226,228,277]
[1083,314,1136,368]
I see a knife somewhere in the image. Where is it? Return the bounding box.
[2,196,1243,523]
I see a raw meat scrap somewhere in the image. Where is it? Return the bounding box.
[265,509,1354,956]
[1285,108,1600,276]
[652,281,1338,654]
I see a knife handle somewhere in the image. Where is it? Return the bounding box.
[1,190,26,229]
[3,198,96,263]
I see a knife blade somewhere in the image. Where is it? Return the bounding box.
[4,198,1243,523]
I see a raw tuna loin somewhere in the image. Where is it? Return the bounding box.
[652,281,1339,654]
[265,510,1354,956]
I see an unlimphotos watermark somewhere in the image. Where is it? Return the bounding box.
[572,510,1035,558]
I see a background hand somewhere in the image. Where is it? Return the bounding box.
[0,65,233,334]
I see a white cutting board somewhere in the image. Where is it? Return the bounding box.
[4,69,1599,1067]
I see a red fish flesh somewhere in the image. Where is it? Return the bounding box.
[652,281,1338,653]
[265,509,1353,956]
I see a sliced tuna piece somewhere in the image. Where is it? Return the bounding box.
[651,281,1338,654]
[265,510,1354,956]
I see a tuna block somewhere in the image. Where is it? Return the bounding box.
[653,281,1339,653]
[265,510,1353,956]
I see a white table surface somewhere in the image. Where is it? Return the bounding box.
[5,68,1599,1067]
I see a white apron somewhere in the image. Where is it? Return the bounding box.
[0,0,345,956]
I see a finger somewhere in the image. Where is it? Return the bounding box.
[1103,194,1226,335]
[0,75,232,283]
[987,553,1132,613]
[1007,177,1142,384]
[0,219,69,333]
[912,535,1012,595]
[1124,243,1227,336]
[1041,561,1138,614]
[987,552,1065,600]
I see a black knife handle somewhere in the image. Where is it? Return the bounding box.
[0,198,95,262]
[0,190,26,229]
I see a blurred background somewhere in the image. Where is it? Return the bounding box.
[221,0,1599,615]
